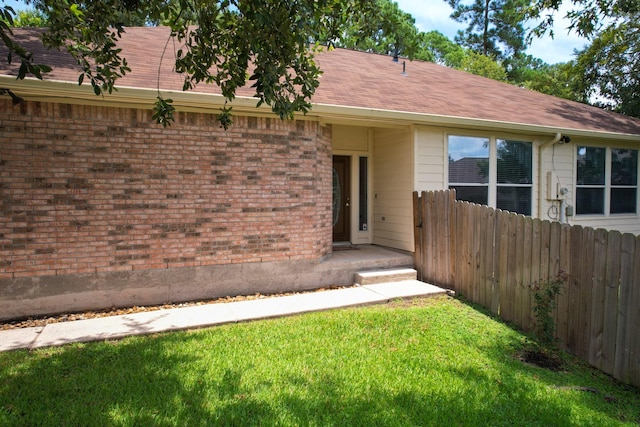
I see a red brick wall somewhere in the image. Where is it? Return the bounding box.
[0,100,333,279]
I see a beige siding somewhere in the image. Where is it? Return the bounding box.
[414,125,447,191]
[373,127,414,251]
[332,125,370,152]
[538,139,573,223]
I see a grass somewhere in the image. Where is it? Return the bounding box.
[0,296,638,426]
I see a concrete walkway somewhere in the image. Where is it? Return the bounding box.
[0,280,445,352]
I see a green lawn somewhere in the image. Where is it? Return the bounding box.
[1,296,638,426]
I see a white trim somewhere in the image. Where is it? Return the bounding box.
[2,76,640,142]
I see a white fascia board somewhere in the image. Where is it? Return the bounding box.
[311,103,640,143]
[2,75,639,144]
[0,76,273,116]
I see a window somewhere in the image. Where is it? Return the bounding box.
[358,156,368,231]
[611,149,638,213]
[497,139,532,215]
[448,136,489,206]
[576,146,605,214]
[577,146,638,215]
[448,135,532,215]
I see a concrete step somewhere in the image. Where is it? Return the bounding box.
[355,268,417,285]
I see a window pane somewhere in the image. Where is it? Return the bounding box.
[577,146,605,185]
[449,185,488,205]
[497,140,532,184]
[611,188,637,214]
[576,188,604,214]
[611,149,638,186]
[497,186,531,215]
[359,157,368,230]
[448,136,489,184]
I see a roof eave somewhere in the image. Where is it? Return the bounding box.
[2,76,639,142]
[312,103,640,142]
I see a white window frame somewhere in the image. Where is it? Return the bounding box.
[447,133,533,215]
[575,145,639,216]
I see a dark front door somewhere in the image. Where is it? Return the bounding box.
[332,156,351,242]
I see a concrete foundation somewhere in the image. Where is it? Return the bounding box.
[0,245,413,321]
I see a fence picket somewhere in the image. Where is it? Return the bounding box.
[412,192,423,281]
[556,224,572,351]
[422,192,431,285]
[521,217,533,330]
[465,203,475,299]
[453,200,465,293]
[549,220,561,328]
[603,231,621,375]
[513,214,525,329]
[538,220,551,340]
[439,191,452,287]
[577,226,595,361]
[480,206,494,309]
[529,219,542,332]
[630,235,640,386]
[471,204,482,305]
[614,233,636,382]
[496,210,509,318]
[448,190,457,287]
[589,228,608,370]
[566,225,584,355]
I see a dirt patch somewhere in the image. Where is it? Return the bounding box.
[518,347,565,371]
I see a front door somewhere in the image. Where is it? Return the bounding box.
[332,156,351,242]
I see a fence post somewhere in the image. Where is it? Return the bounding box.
[412,191,423,281]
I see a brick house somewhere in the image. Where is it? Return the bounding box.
[1,27,640,320]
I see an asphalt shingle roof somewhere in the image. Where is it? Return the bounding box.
[2,26,640,136]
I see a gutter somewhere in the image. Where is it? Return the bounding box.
[2,75,640,142]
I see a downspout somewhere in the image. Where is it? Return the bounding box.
[538,133,562,219]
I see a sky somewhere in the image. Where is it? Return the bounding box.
[394,0,588,64]
[3,0,587,64]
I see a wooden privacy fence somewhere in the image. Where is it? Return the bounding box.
[413,190,640,388]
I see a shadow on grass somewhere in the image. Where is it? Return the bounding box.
[275,362,578,426]
[0,301,637,426]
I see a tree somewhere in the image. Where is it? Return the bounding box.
[0,0,374,128]
[507,54,586,102]
[418,30,466,67]
[573,16,640,117]
[445,0,528,61]
[334,0,422,60]
[528,0,636,38]
[528,0,640,117]
[9,8,47,27]
[459,50,507,81]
